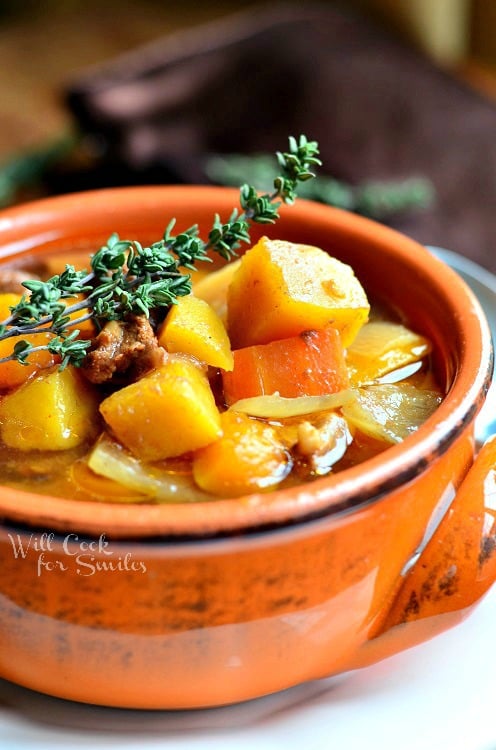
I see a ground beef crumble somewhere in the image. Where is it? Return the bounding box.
[81,314,165,384]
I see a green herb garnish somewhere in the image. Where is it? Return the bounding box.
[0,135,77,208]
[0,135,321,370]
[205,153,435,220]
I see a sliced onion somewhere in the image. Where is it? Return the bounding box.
[346,321,431,385]
[229,390,355,419]
[70,459,148,503]
[88,434,213,503]
[341,384,442,444]
[377,360,423,384]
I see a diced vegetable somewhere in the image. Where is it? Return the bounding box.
[229,391,354,418]
[0,228,443,504]
[0,366,100,451]
[227,237,370,348]
[42,250,93,275]
[341,383,442,444]
[193,411,291,497]
[193,259,241,322]
[70,458,148,503]
[158,295,233,370]
[222,326,349,405]
[0,291,95,391]
[86,433,214,502]
[376,361,423,384]
[0,293,55,389]
[99,357,222,461]
[346,321,431,385]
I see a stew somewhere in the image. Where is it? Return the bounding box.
[0,236,442,503]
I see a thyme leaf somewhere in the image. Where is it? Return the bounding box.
[205,152,435,220]
[0,135,321,370]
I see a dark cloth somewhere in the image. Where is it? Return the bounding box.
[63,3,496,271]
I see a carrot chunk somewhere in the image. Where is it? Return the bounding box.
[222,326,349,405]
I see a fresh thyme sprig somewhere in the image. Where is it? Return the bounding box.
[0,135,321,369]
[205,152,435,220]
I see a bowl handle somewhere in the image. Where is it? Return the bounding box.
[352,436,496,668]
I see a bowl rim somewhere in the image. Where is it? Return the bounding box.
[0,185,492,539]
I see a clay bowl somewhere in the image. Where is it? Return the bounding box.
[0,186,494,709]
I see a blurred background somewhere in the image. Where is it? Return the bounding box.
[1,0,496,269]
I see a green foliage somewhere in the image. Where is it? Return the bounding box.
[205,153,435,221]
[0,135,321,369]
[0,136,76,208]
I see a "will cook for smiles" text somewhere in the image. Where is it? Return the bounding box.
[7,532,147,577]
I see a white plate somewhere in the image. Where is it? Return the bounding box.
[1,249,496,750]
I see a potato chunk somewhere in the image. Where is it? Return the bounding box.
[99,357,222,461]
[227,237,370,348]
[158,295,233,371]
[0,367,100,451]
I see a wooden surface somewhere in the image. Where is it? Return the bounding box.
[0,1,260,160]
[0,0,494,160]
[1,0,495,162]
[2,1,496,272]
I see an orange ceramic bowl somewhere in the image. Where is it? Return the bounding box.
[0,186,495,709]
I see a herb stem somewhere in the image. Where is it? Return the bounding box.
[0,135,321,370]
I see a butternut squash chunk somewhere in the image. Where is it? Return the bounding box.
[99,357,222,461]
[0,366,100,450]
[0,292,95,390]
[227,237,370,348]
[0,293,55,389]
[158,295,233,370]
[193,411,291,497]
[192,259,241,322]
